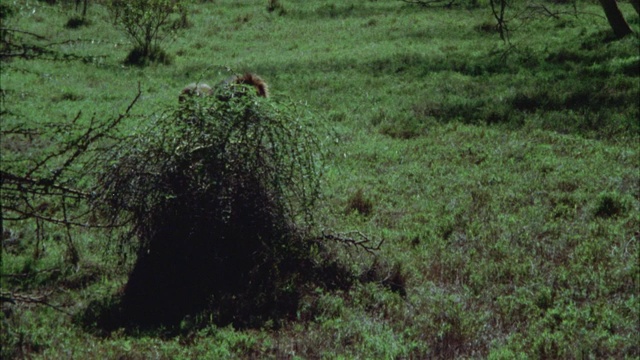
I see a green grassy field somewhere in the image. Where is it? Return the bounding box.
[2,0,639,358]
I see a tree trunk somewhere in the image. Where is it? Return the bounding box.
[630,0,640,16]
[598,0,633,38]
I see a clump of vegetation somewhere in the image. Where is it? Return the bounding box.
[345,188,374,216]
[92,89,355,329]
[359,260,407,297]
[0,3,16,20]
[123,44,172,66]
[65,15,91,29]
[594,191,628,218]
[267,0,287,15]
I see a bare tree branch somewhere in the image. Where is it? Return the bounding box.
[0,289,72,316]
[317,229,384,255]
[1,86,142,239]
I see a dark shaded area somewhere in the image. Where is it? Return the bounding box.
[118,163,307,328]
[251,28,638,140]
[64,16,91,29]
[594,192,628,218]
[372,34,638,139]
[124,45,172,67]
[345,189,374,216]
[283,3,400,20]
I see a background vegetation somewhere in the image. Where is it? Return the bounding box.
[1,0,638,358]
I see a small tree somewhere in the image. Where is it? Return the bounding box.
[108,0,187,65]
[485,0,635,42]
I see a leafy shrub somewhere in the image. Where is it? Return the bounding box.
[267,0,287,15]
[108,0,187,66]
[93,88,352,329]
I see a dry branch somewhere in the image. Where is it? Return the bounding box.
[318,229,384,255]
[0,289,71,316]
[402,0,457,7]
[1,86,142,263]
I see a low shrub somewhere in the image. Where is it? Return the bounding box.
[124,45,172,66]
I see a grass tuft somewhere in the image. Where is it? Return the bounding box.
[124,45,173,66]
[345,188,374,216]
[64,16,91,29]
[593,191,629,218]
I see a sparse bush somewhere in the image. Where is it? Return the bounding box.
[64,0,91,29]
[360,260,407,297]
[108,0,187,66]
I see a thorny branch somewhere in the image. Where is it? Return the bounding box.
[0,289,72,316]
[0,27,105,61]
[1,86,142,240]
[318,229,384,255]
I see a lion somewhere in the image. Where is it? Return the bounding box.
[178,83,213,102]
[179,73,269,102]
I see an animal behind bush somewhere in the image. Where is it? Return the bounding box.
[179,73,269,103]
[227,73,269,98]
[178,83,213,102]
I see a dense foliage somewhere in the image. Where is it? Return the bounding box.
[91,89,331,329]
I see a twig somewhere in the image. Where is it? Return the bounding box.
[318,229,384,255]
[1,87,142,232]
[402,0,456,7]
[0,289,72,316]
[0,28,47,39]
[2,267,61,279]
[2,204,125,228]
[527,4,560,19]
[1,171,91,198]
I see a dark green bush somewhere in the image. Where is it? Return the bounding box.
[93,89,355,329]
